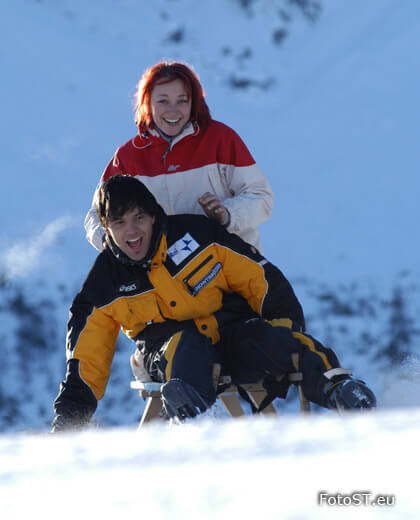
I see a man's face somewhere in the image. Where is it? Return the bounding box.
[106,207,155,262]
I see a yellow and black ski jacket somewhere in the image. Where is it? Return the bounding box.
[54,213,304,423]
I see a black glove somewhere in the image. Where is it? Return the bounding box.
[50,414,87,433]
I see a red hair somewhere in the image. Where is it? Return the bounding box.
[134,61,211,129]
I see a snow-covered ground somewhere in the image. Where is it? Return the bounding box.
[1,409,417,519]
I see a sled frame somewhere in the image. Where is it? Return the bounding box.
[131,369,310,428]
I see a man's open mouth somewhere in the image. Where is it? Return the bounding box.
[127,237,143,250]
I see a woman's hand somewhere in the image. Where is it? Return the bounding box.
[198,192,230,226]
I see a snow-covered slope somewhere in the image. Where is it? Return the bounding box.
[0,0,419,433]
[1,410,417,519]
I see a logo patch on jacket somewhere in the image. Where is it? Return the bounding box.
[167,233,200,265]
[119,283,137,293]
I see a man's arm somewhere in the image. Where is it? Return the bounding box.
[213,223,305,329]
[52,271,121,431]
[52,358,98,432]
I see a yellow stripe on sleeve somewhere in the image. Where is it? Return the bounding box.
[292,332,333,371]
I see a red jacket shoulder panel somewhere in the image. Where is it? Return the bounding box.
[208,120,255,167]
[101,119,255,181]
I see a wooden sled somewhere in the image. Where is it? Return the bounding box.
[131,363,310,428]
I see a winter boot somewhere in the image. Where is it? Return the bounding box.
[324,376,376,411]
[161,379,211,422]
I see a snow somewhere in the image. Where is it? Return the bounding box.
[1,410,417,518]
[1,0,420,517]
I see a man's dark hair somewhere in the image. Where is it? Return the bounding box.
[97,175,160,228]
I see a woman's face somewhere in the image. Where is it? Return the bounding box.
[150,78,192,136]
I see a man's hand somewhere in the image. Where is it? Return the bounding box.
[198,192,230,226]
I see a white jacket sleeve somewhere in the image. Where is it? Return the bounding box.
[84,189,105,252]
[222,162,274,236]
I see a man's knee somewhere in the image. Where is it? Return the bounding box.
[225,319,298,382]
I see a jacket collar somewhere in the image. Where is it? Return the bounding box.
[134,121,199,150]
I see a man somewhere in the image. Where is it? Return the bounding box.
[52,175,375,431]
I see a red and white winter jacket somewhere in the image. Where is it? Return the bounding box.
[84,119,274,251]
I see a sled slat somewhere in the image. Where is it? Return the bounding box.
[131,376,309,428]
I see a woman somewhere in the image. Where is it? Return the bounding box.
[85,61,273,252]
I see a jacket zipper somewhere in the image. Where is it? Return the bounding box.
[183,255,215,295]
[162,143,171,166]
[183,255,214,285]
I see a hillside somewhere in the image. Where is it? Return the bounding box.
[0,0,419,433]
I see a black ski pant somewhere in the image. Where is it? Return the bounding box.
[151,318,340,409]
